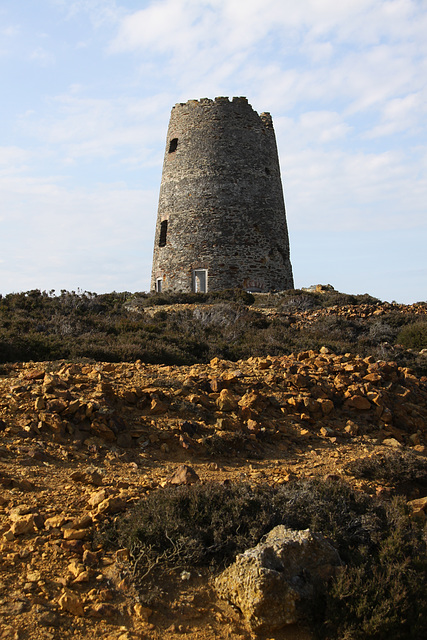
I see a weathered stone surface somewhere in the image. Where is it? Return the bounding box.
[408,496,427,512]
[45,514,68,529]
[151,97,293,293]
[150,397,168,415]
[9,514,35,536]
[167,464,200,486]
[63,528,87,541]
[58,591,84,616]
[318,398,334,415]
[216,389,239,412]
[346,395,371,410]
[87,602,117,618]
[96,496,126,515]
[382,437,402,447]
[88,488,109,508]
[134,604,153,620]
[215,525,341,632]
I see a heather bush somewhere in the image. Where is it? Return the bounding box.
[102,479,426,639]
[0,289,425,374]
[139,288,255,306]
[263,289,381,312]
[345,450,427,489]
[396,321,427,350]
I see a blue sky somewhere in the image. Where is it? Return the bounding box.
[0,0,426,302]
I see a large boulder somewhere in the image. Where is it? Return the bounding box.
[215,525,341,632]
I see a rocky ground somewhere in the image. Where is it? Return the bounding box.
[1,303,426,640]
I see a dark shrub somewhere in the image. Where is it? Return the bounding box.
[114,483,276,580]
[102,479,426,639]
[324,497,427,640]
[396,321,427,350]
[141,289,255,307]
[345,450,427,489]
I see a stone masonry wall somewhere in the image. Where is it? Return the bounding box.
[150,97,294,293]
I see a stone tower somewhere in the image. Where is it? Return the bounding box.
[151,97,293,293]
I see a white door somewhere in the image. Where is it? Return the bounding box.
[193,270,207,293]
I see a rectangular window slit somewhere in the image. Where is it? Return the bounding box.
[159,220,168,247]
[168,138,178,153]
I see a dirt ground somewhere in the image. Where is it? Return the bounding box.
[1,343,426,639]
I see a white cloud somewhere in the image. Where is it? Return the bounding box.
[29,46,55,65]
[1,25,21,37]
[50,0,121,26]
[0,146,31,168]
[111,0,425,59]
[18,91,172,164]
[366,92,425,138]
[281,145,427,232]
[0,172,157,293]
[108,0,427,136]
[296,111,352,143]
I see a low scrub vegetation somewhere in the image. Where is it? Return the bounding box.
[397,321,427,351]
[261,288,381,312]
[100,478,427,640]
[0,289,426,375]
[345,450,427,489]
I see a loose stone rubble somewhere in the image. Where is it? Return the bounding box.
[0,344,426,639]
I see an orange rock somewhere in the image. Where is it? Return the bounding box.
[134,603,153,621]
[346,395,371,410]
[58,592,84,616]
[318,398,334,415]
[149,397,168,414]
[167,464,200,486]
[63,528,88,540]
[363,373,382,383]
[238,391,264,410]
[10,514,35,536]
[216,389,239,412]
[97,496,126,515]
[90,420,116,441]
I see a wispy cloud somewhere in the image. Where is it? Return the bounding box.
[110,0,427,126]
[282,145,427,232]
[1,0,426,300]
[366,92,426,138]
[50,0,123,26]
[18,91,171,164]
[0,146,32,168]
[1,25,21,37]
[0,171,156,292]
[29,46,55,65]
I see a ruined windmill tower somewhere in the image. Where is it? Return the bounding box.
[151,97,293,293]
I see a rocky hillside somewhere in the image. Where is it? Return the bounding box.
[0,292,426,640]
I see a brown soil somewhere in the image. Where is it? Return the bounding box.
[1,334,426,640]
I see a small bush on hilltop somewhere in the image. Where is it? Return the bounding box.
[140,288,255,306]
[102,479,427,639]
[258,288,381,312]
[397,321,427,350]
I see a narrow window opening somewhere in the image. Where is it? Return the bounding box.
[159,220,168,247]
[265,167,271,175]
[168,138,178,153]
[156,278,163,293]
[193,269,208,293]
